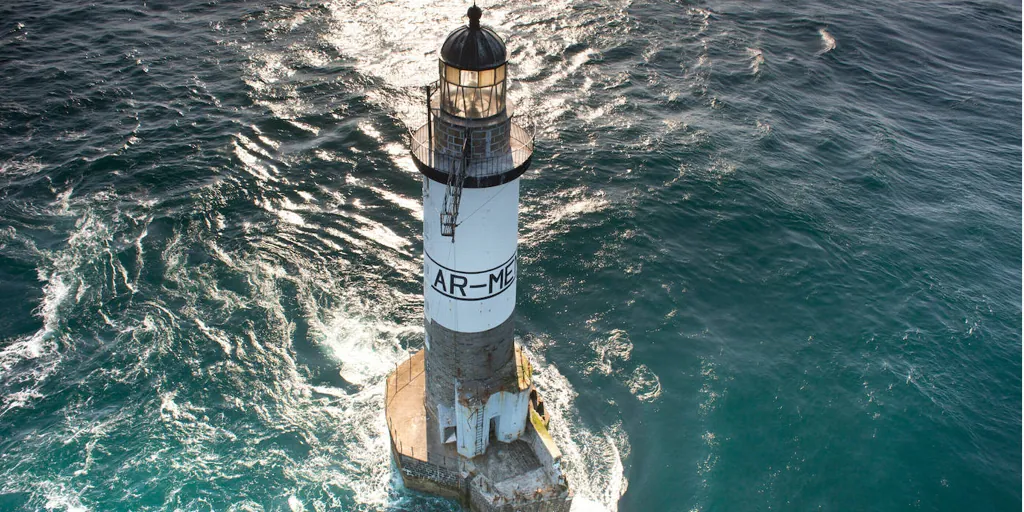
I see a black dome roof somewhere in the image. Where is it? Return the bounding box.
[439,6,507,71]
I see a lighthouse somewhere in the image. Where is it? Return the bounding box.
[385,5,572,511]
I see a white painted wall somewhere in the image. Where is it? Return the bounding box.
[423,177,520,334]
[453,388,530,457]
[487,389,531,442]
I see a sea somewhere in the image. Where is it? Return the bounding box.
[0,1,1020,511]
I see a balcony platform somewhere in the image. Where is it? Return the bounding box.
[409,118,534,188]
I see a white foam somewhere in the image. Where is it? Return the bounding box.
[698,358,721,416]
[747,47,765,75]
[227,255,415,510]
[39,481,89,512]
[0,210,114,412]
[588,328,633,376]
[818,28,836,54]
[527,345,629,511]
[584,330,662,403]
[626,364,662,403]
[314,306,412,387]
[195,318,234,356]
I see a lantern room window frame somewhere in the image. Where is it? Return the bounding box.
[439,61,507,119]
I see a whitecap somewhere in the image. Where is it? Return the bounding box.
[40,481,89,512]
[818,28,836,54]
[746,47,765,75]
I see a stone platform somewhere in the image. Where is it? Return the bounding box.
[385,349,572,511]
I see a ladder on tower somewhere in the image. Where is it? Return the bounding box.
[440,136,469,238]
[474,408,486,455]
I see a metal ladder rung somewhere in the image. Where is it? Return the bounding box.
[440,137,469,238]
[474,409,486,454]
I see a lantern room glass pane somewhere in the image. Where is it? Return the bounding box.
[478,69,495,86]
[460,70,479,87]
[495,64,505,83]
[445,65,461,85]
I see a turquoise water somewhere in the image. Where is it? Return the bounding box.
[0,1,1020,510]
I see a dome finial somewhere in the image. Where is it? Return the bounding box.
[468,3,482,30]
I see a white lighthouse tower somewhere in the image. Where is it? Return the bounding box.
[385,5,572,511]
[416,2,532,459]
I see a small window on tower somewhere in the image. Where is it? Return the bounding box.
[443,426,457,444]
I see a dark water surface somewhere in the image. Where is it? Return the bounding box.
[0,1,1020,510]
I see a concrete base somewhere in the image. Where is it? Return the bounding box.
[385,348,572,511]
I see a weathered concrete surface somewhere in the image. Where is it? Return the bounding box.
[474,440,541,482]
[386,350,465,499]
[385,350,427,460]
[425,314,517,419]
[470,477,572,512]
[467,437,570,512]
[386,350,462,466]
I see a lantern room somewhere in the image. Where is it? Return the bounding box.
[438,5,507,118]
[408,3,534,191]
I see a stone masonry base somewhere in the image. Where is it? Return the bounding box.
[386,350,572,511]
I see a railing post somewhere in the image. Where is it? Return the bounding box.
[426,84,433,167]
